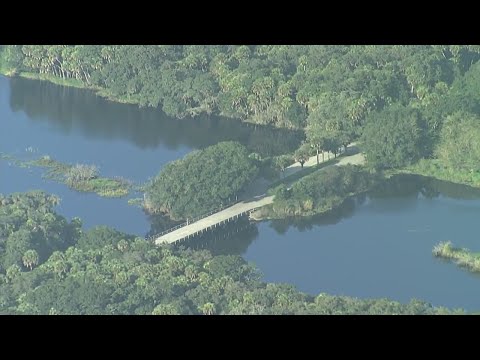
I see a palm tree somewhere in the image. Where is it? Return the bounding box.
[152,304,180,315]
[53,260,68,278]
[200,302,216,315]
[22,249,39,270]
[117,239,129,252]
[6,264,21,283]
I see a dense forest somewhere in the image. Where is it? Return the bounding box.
[0,191,461,315]
[2,45,480,314]
[2,45,480,185]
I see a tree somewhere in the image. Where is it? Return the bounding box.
[294,144,311,168]
[361,105,423,169]
[274,155,293,177]
[435,111,480,172]
[305,93,354,163]
[6,264,22,283]
[200,302,216,315]
[145,141,259,220]
[152,304,181,315]
[22,250,39,270]
[306,129,330,164]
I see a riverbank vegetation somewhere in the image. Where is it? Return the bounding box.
[4,45,480,187]
[433,241,480,273]
[0,191,461,315]
[254,165,380,220]
[1,153,132,197]
[144,142,258,220]
[31,156,132,197]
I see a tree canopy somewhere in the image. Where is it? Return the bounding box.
[145,141,259,220]
[0,191,460,315]
[361,105,424,169]
[3,45,480,132]
[435,112,480,172]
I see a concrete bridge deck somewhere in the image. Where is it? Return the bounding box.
[155,195,274,244]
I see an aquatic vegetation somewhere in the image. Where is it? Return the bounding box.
[65,164,99,184]
[433,241,480,273]
[127,198,144,208]
[4,152,132,198]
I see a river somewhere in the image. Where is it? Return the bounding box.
[2,75,480,311]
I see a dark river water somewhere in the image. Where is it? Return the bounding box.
[2,76,480,311]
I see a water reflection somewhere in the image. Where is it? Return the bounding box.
[265,174,480,235]
[8,77,303,156]
[240,174,480,310]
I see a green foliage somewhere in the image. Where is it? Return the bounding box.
[24,155,132,198]
[8,45,480,190]
[267,165,380,218]
[65,164,99,183]
[294,143,311,167]
[0,190,460,315]
[404,159,480,189]
[273,155,294,174]
[0,192,81,272]
[361,105,424,169]
[433,241,480,273]
[0,45,24,74]
[5,45,480,133]
[76,226,135,251]
[435,112,480,172]
[145,141,259,220]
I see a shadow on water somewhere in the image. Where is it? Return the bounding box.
[147,173,480,257]
[268,197,360,235]
[8,77,304,156]
[265,174,480,235]
[145,213,184,239]
[176,217,259,256]
[371,174,480,200]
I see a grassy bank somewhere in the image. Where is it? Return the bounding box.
[433,241,480,273]
[394,159,480,189]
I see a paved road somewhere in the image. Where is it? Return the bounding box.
[155,146,364,245]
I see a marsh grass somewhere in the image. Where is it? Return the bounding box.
[433,241,480,273]
[7,153,132,198]
[127,198,144,207]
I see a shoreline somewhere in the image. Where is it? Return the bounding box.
[3,71,480,193]
[389,160,480,190]
[0,71,302,130]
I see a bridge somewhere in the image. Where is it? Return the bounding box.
[152,147,364,245]
[153,195,273,245]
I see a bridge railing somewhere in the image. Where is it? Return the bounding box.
[146,200,242,242]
